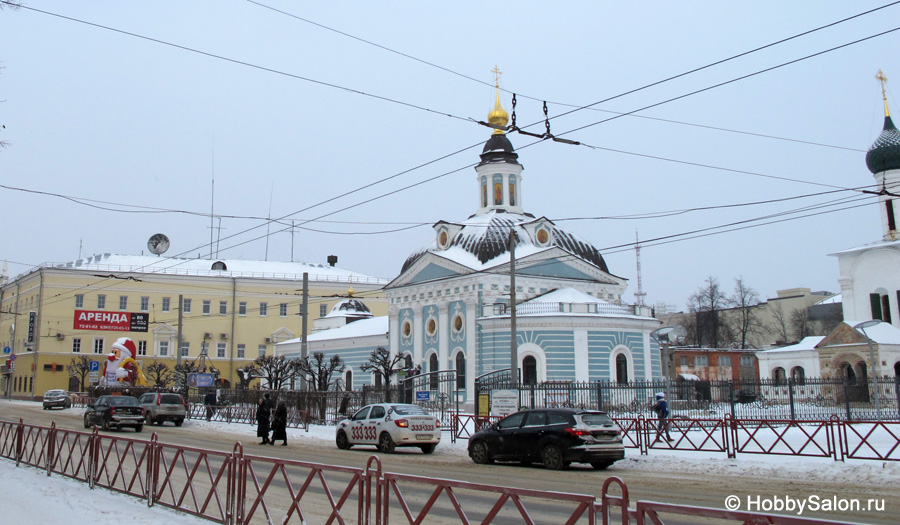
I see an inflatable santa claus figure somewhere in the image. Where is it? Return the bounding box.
[100,337,146,387]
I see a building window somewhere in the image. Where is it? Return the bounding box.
[456,353,466,388]
[740,355,753,367]
[162,297,171,312]
[773,367,787,385]
[680,356,688,366]
[719,356,731,367]
[791,366,805,384]
[202,300,211,315]
[870,292,892,323]
[239,302,247,316]
[695,355,708,367]
[217,342,226,358]
[93,338,104,354]
[158,341,169,357]
[320,304,327,317]
[75,294,84,308]
[72,338,81,353]
[137,341,147,356]
[280,303,287,317]
[615,354,628,384]
[179,341,189,357]
[118,296,128,310]
[140,296,149,311]
[429,354,439,390]
[258,344,267,358]
[259,302,267,317]
[237,344,245,359]
[219,301,228,315]
[97,295,106,309]
[183,298,191,313]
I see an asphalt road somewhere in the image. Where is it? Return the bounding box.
[2,401,892,524]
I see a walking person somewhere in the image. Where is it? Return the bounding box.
[256,396,271,445]
[203,389,217,421]
[272,400,288,446]
[651,392,673,443]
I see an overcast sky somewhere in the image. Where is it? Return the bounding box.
[1,1,898,310]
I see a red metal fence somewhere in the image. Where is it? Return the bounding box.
[0,418,866,524]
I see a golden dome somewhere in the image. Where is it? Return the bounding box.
[487,65,508,134]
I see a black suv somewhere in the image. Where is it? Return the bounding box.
[468,408,625,470]
[83,395,145,432]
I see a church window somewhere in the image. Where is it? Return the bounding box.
[493,174,503,205]
[481,178,488,207]
[523,355,537,385]
[870,292,892,323]
[455,352,466,388]
[426,318,437,336]
[439,230,448,248]
[402,321,412,337]
[345,370,352,390]
[508,175,516,206]
[615,354,628,384]
[536,228,549,245]
[791,366,805,384]
[452,314,464,333]
[429,354,439,390]
[887,199,896,231]
[773,367,786,385]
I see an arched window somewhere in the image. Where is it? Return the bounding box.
[523,355,537,385]
[429,354,439,390]
[842,362,857,385]
[616,354,629,384]
[790,366,805,384]
[773,367,787,385]
[345,370,353,390]
[481,177,488,208]
[404,354,413,368]
[894,361,900,377]
[455,353,466,389]
[508,175,517,206]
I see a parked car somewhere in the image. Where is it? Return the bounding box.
[139,392,187,426]
[335,403,441,454]
[83,395,145,432]
[467,408,625,470]
[731,390,757,404]
[43,389,72,410]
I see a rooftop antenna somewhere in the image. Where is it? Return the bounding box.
[634,230,646,307]
[265,181,274,261]
[210,137,215,260]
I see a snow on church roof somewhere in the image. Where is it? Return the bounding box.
[757,336,825,354]
[847,319,900,345]
[279,316,388,344]
[401,210,610,274]
[43,253,388,284]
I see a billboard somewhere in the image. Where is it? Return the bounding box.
[188,373,215,388]
[73,310,149,332]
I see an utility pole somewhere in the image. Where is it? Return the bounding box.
[176,295,184,368]
[509,230,518,386]
[301,272,309,390]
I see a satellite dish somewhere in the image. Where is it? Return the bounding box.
[147,233,170,256]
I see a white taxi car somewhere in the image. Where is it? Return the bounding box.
[335,403,441,454]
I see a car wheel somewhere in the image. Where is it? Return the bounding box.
[83,414,91,429]
[174,419,183,427]
[336,431,351,450]
[145,414,154,425]
[469,440,493,464]
[134,424,143,433]
[101,417,110,432]
[590,461,613,470]
[378,432,396,454]
[540,444,565,470]
[420,444,436,454]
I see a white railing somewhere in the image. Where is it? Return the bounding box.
[514,301,635,316]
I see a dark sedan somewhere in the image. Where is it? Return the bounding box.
[467,408,625,470]
[83,395,145,432]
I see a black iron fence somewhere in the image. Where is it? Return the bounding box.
[475,374,900,421]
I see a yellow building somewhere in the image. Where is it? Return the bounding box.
[0,254,387,398]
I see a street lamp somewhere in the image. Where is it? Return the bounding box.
[853,320,882,421]
[651,326,675,400]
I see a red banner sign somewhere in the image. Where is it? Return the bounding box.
[73,310,149,332]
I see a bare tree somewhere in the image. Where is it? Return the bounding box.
[726,277,764,349]
[236,364,259,389]
[769,304,791,345]
[296,352,345,392]
[173,359,202,394]
[360,346,403,400]
[687,276,729,348]
[790,308,813,340]
[145,361,174,388]
[254,355,296,391]
[66,355,93,392]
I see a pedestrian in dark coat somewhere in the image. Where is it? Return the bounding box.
[256,397,271,444]
[272,400,288,446]
[651,392,672,442]
[203,390,217,421]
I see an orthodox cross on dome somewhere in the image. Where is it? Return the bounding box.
[491,65,502,88]
[876,69,890,116]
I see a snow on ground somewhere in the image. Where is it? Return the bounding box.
[2,399,899,523]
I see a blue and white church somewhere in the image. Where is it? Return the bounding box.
[278,88,662,404]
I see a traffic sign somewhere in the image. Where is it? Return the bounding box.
[2,346,10,354]
[416,391,430,401]
[88,360,100,372]
[89,371,99,383]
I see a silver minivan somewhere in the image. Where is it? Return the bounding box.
[139,392,187,426]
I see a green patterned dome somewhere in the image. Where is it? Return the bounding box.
[866,116,900,174]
